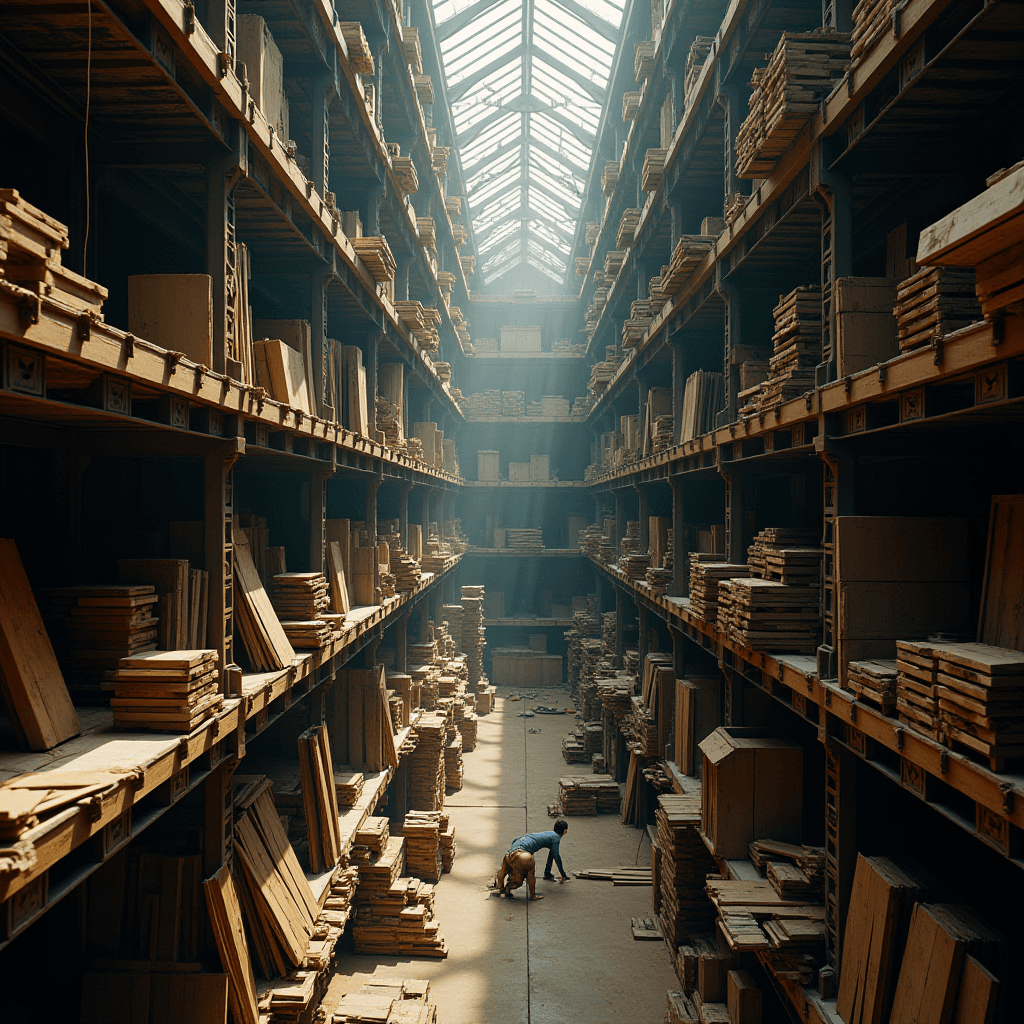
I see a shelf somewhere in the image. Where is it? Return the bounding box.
[464,548,585,558]
[464,416,589,424]
[588,556,1024,865]
[466,352,586,360]
[483,617,576,627]
[463,480,587,489]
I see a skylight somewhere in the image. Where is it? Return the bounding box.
[432,0,626,286]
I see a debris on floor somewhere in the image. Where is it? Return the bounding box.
[631,915,662,940]
[574,866,653,885]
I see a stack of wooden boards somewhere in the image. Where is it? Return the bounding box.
[847,657,898,714]
[717,578,821,653]
[689,558,746,622]
[837,853,1003,1024]
[505,527,544,551]
[298,724,341,874]
[617,208,641,250]
[746,527,821,584]
[444,727,464,791]
[642,148,667,192]
[575,865,653,885]
[896,640,1024,768]
[684,37,714,106]
[335,770,365,807]
[706,875,826,955]
[558,775,621,815]
[668,964,762,1024]
[895,266,980,351]
[743,286,821,414]
[408,712,447,811]
[233,531,296,672]
[663,235,716,294]
[353,868,447,958]
[351,236,397,283]
[851,0,899,69]
[254,321,315,417]
[112,649,222,732]
[330,667,400,772]
[402,810,455,882]
[273,572,333,649]
[331,977,438,1024]
[735,32,850,178]
[656,793,717,948]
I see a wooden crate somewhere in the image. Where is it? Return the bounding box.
[698,727,802,859]
[835,277,900,376]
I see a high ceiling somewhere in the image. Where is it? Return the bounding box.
[431,0,626,287]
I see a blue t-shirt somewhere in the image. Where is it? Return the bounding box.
[510,831,565,875]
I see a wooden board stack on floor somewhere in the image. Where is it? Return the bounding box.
[444,728,464,792]
[298,724,341,874]
[112,649,222,732]
[408,712,447,811]
[402,811,452,883]
[895,266,980,351]
[44,584,159,701]
[717,578,821,653]
[656,793,717,949]
[331,977,439,1024]
[558,775,621,815]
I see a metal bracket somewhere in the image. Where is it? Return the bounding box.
[217,51,232,78]
[18,295,40,325]
[938,750,949,775]
[183,0,196,34]
[999,782,1014,814]
[124,332,136,361]
[894,724,904,750]
[931,334,944,366]
[165,350,185,373]
[76,312,94,343]
[878,363,887,385]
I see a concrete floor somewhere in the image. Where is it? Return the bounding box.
[328,687,678,1023]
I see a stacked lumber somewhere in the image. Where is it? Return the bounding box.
[642,149,667,192]
[656,793,717,947]
[502,390,526,416]
[746,527,821,584]
[413,73,434,106]
[575,255,591,276]
[111,650,222,732]
[392,155,419,195]
[602,160,620,195]
[402,811,450,883]
[331,977,439,1023]
[896,639,942,740]
[717,578,820,653]
[735,32,851,178]
[351,236,397,283]
[605,250,626,277]
[646,566,673,594]
[272,572,333,649]
[847,658,898,714]
[409,713,447,811]
[444,728,464,792]
[430,145,449,177]
[766,860,820,901]
[667,990,700,1023]
[663,235,715,294]
[352,875,446,958]
[851,0,898,69]
[622,90,641,120]
[298,724,341,874]
[617,208,641,250]
[416,217,437,251]
[895,266,980,351]
[749,840,825,891]
[506,527,544,552]
[115,557,208,651]
[339,22,375,74]
[706,878,825,953]
[459,254,475,275]
[232,785,319,978]
[745,286,821,413]
[558,775,621,815]
[689,562,750,622]
[334,770,364,807]
[680,369,724,442]
[456,704,478,750]
[398,24,422,72]
[684,37,714,106]
[575,866,653,885]
[0,189,107,314]
[234,532,296,671]
[44,584,159,698]
[635,39,656,80]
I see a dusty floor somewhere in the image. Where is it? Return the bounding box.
[327,686,678,1023]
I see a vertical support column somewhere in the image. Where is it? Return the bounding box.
[202,760,234,876]
[717,281,741,425]
[723,467,746,565]
[396,259,410,301]
[819,445,854,682]
[366,475,380,597]
[309,467,330,573]
[396,610,409,671]
[399,483,411,549]
[637,484,649,554]
[309,73,331,198]
[206,0,237,56]
[637,605,649,670]
[205,445,240,677]
[719,84,747,208]
[613,490,624,556]
[671,335,685,445]
[311,272,330,418]
[813,151,853,385]
[670,475,688,597]
[824,744,857,968]
[206,157,233,377]
[614,587,626,669]
[365,332,380,437]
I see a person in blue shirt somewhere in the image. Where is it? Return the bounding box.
[495,820,570,899]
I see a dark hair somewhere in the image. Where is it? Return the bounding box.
[554,819,568,834]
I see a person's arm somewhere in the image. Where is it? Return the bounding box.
[549,835,567,879]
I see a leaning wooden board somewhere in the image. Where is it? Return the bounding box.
[977,495,1024,651]
[0,538,81,750]
[889,903,965,1024]
[203,864,259,1024]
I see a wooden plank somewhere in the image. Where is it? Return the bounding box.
[128,274,213,365]
[150,973,228,1024]
[977,495,1024,651]
[0,538,81,750]
[889,903,966,1024]
[327,541,351,615]
[232,531,294,671]
[202,865,259,1024]
[950,954,998,1024]
[253,338,312,415]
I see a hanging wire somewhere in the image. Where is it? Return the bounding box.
[83,0,93,276]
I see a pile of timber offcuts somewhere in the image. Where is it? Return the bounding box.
[847,658,898,713]
[898,640,1024,768]
[656,794,717,948]
[574,866,653,885]
[43,584,159,699]
[838,853,1005,1024]
[745,527,821,583]
[734,31,850,178]
[352,873,447,958]
[895,266,981,351]
[705,876,826,953]
[716,578,821,653]
[111,649,222,732]
[748,840,826,894]
[558,775,621,815]
[689,559,749,622]
[330,977,438,1024]
[743,286,821,415]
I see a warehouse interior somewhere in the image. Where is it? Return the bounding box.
[0,0,1023,1021]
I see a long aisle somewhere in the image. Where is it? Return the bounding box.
[327,687,678,1023]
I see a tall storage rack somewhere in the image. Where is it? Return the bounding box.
[0,0,476,1011]
[571,0,1024,1012]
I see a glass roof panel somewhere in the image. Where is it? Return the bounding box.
[432,0,626,285]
